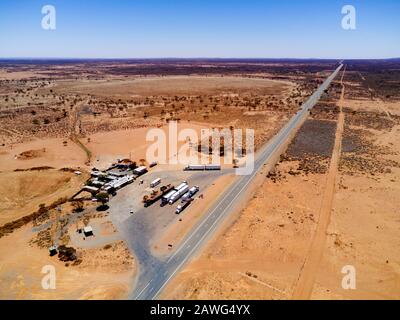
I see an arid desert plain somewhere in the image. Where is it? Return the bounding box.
[0,59,399,299]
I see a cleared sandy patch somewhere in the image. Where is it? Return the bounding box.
[53,76,294,98]
[0,170,86,226]
[87,121,216,169]
[68,216,122,250]
[344,99,400,117]
[0,137,86,171]
[0,70,39,80]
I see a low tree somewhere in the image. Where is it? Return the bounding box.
[38,203,47,214]
[72,200,84,213]
[95,192,109,211]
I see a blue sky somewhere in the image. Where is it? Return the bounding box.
[0,0,398,59]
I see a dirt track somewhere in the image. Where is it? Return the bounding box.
[292,68,346,299]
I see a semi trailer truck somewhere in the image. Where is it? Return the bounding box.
[161,181,188,206]
[184,164,221,171]
[143,184,174,207]
[168,184,189,204]
[175,198,193,214]
[181,186,200,202]
[150,178,161,188]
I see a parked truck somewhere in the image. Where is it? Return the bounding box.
[175,182,188,190]
[189,185,199,196]
[184,164,205,171]
[181,191,191,202]
[181,186,200,202]
[143,184,174,207]
[184,164,221,171]
[150,178,161,188]
[133,166,148,176]
[161,190,176,206]
[205,164,221,171]
[176,198,193,214]
[161,181,188,206]
[149,161,158,168]
[169,185,189,204]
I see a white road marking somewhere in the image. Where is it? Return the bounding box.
[134,281,152,299]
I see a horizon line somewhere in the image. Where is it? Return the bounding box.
[0,56,399,61]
